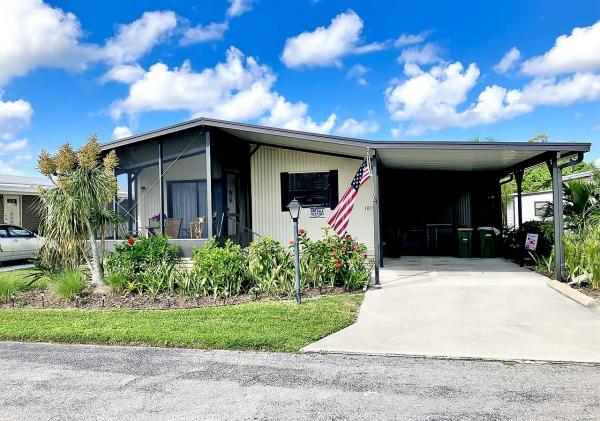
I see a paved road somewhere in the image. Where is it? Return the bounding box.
[1,343,600,420]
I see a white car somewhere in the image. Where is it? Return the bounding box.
[0,224,44,263]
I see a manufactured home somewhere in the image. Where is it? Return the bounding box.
[0,175,52,233]
[100,118,590,282]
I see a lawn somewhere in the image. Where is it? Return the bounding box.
[0,294,363,352]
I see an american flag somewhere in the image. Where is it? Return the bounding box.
[327,156,372,236]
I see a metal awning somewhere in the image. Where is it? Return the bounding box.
[101,117,591,173]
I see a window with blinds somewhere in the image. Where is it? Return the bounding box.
[280,170,338,210]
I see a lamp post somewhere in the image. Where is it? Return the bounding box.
[287,199,302,304]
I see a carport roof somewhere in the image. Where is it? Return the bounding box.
[101,117,591,173]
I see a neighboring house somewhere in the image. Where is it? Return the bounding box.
[506,171,594,228]
[99,117,590,281]
[0,175,53,233]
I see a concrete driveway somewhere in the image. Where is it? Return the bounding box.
[304,257,600,363]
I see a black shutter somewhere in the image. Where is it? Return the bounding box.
[280,172,289,211]
[329,170,339,209]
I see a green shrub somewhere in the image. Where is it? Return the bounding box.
[564,223,600,288]
[247,236,294,295]
[299,228,371,291]
[104,235,181,294]
[192,238,248,298]
[50,269,86,300]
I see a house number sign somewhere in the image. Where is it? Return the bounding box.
[310,207,325,218]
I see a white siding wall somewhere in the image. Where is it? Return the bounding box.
[507,191,553,228]
[251,147,374,250]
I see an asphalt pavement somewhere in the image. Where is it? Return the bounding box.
[1,342,599,420]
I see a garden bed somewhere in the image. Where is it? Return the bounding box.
[0,287,349,310]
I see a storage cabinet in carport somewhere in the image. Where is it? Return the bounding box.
[457,228,473,258]
[479,229,497,258]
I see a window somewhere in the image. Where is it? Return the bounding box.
[6,198,17,205]
[534,201,550,218]
[280,171,338,210]
[0,228,7,238]
[6,226,34,238]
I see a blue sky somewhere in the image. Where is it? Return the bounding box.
[1,0,600,176]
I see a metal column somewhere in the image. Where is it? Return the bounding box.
[515,169,524,267]
[549,154,565,281]
[205,130,213,238]
[158,141,164,235]
[372,150,381,286]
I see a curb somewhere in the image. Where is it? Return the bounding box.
[547,280,599,309]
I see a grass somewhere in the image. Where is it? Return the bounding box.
[0,294,363,352]
[50,269,86,299]
[0,269,40,301]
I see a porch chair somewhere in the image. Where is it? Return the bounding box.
[165,218,182,239]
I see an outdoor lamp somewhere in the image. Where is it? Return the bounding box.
[287,198,301,221]
[287,199,302,304]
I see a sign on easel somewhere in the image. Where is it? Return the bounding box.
[525,233,539,251]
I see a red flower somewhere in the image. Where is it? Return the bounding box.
[353,243,360,251]
[347,235,352,241]
[298,228,305,234]
[289,240,295,246]
[335,260,342,270]
[341,246,347,253]
[127,237,135,245]
[332,250,337,257]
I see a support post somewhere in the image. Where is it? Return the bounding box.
[293,217,301,304]
[158,141,164,235]
[372,150,381,286]
[550,154,565,281]
[515,169,524,267]
[205,130,213,238]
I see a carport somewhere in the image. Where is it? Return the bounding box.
[369,141,590,283]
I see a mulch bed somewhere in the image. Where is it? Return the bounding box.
[572,285,600,300]
[0,287,349,310]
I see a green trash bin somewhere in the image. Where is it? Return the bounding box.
[479,228,497,258]
[457,228,473,258]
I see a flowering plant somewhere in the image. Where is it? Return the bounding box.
[150,213,166,221]
[296,227,372,291]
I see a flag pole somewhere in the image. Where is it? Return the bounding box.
[368,147,381,287]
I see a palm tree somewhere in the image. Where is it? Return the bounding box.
[543,172,600,233]
[37,135,120,287]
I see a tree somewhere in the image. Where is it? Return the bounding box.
[528,134,549,143]
[37,135,119,287]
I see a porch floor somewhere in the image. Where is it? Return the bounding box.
[303,256,600,363]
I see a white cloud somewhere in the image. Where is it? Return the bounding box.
[493,47,520,74]
[101,64,145,84]
[0,139,28,153]
[109,47,335,134]
[0,97,34,138]
[0,0,98,87]
[522,21,600,76]
[113,126,132,139]
[385,60,600,135]
[226,0,254,18]
[281,11,381,68]
[397,43,442,65]
[347,64,369,86]
[394,31,431,48]
[260,97,337,134]
[336,118,379,137]
[181,22,229,46]
[102,11,177,64]
[110,47,277,121]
